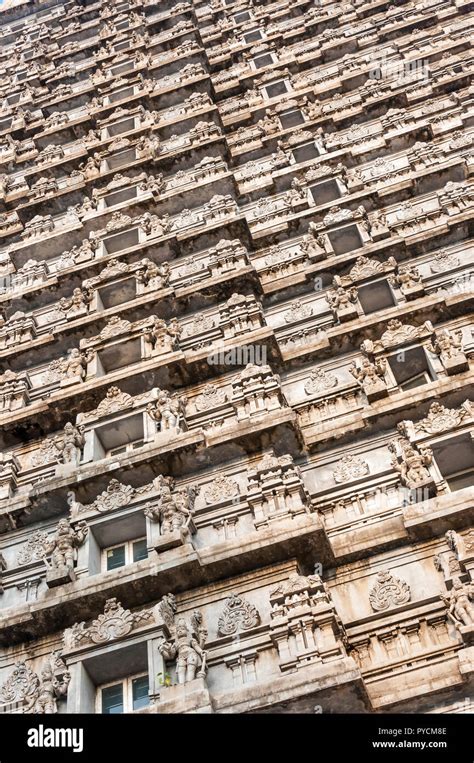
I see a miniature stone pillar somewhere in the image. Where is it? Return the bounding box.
[246,452,312,529]
[231,363,284,421]
[0,453,20,499]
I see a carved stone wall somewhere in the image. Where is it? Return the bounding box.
[0,0,472,717]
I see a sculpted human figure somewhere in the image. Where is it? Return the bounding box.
[58,287,93,318]
[136,133,161,159]
[272,140,291,167]
[350,358,386,389]
[326,284,358,312]
[45,518,88,571]
[301,223,327,259]
[54,423,85,464]
[159,613,207,684]
[285,178,306,208]
[431,328,464,360]
[34,662,71,714]
[136,258,170,289]
[139,212,170,237]
[80,155,101,179]
[147,391,187,432]
[61,348,92,381]
[144,480,194,535]
[393,264,422,290]
[389,437,432,487]
[442,577,474,628]
[258,110,279,135]
[138,173,164,197]
[143,317,181,353]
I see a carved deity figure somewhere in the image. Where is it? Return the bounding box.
[33,660,71,714]
[58,287,93,318]
[326,284,358,313]
[159,609,207,685]
[80,153,102,180]
[61,348,92,381]
[301,223,327,259]
[258,111,279,135]
[431,329,464,360]
[138,173,164,197]
[350,358,386,389]
[389,436,432,487]
[392,264,422,290]
[146,391,187,433]
[135,257,170,290]
[139,212,170,237]
[143,317,181,353]
[45,518,88,572]
[136,133,161,159]
[145,477,196,535]
[54,423,85,464]
[284,178,307,208]
[442,576,474,628]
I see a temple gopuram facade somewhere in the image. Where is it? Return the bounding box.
[0,0,472,715]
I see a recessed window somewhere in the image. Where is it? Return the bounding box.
[109,86,134,104]
[106,544,126,570]
[253,53,273,69]
[432,435,474,492]
[310,179,341,206]
[114,40,131,53]
[106,118,135,137]
[358,280,396,315]
[104,188,138,209]
[234,11,250,22]
[98,276,137,309]
[110,62,135,76]
[103,538,148,571]
[244,30,262,43]
[279,110,305,129]
[292,142,320,163]
[445,469,474,491]
[98,338,142,373]
[95,413,145,461]
[328,224,363,255]
[387,346,435,391]
[101,682,124,714]
[265,80,288,99]
[99,674,149,714]
[108,439,144,457]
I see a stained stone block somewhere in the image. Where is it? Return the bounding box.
[46,566,76,588]
[458,624,474,646]
[153,529,192,553]
[442,352,469,376]
[60,375,83,388]
[401,283,425,301]
[158,677,213,714]
[364,380,389,403]
[336,304,359,323]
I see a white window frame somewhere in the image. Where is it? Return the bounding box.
[252,52,275,70]
[264,79,289,100]
[107,438,145,458]
[96,672,149,714]
[444,467,474,492]
[234,11,252,23]
[398,370,432,391]
[102,537,147,572]
[279,108,305,128]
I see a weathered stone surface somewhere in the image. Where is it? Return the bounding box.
[0,0,471,719]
